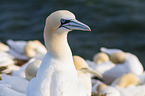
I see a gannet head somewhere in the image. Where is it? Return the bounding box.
[110,52,126,64]
[97,84,107,92]
[25,60,42,81]
[97,84,120,96]
[73,55,102,78]
[24,40,47,58]
[93,52,110,64]
[114,73,139,88]
[45,10,91,33]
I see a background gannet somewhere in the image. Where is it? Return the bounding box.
[7,40,47,60]
[24,40,47,58]
[0,83,26,96]
[73,55,102,96]
[97,84,121,96]
[26,10,91,96]
[110,52,126,64]
[0,74,29,94]
[86,52,115,75]
[93,52,110,64]
[101,47,143,84]
[111,73,139,88]
[12,57,42,78]
[7,39,28,60]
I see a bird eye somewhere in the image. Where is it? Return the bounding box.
[60,19,70,25]
[61,19,66,24]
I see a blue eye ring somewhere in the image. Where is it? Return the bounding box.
[61,19,66,24]
[60,19,70,25]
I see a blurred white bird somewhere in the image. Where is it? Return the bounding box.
[0,74,29,96]
[86,52,115,75]
[96,84,120,96]
[24,40,47,58]
[0,51,15,67]
[101,47,143,84]
[12,58,41,78]
[111,73,139,88]
[7,39,28,60]
[7,40,47,60]
[73,55,102,96]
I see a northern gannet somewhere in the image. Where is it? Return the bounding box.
[24,40,47,58]
[0,51,15,67]
[101,47,143,84]
[93,52,110,64]
[73,55,102,96]
[7,39,28,60]
[0,74,29,95]
[26,10,91,96]
[111,73,139,88]
[86,52,115,75]
[7,40,46,60]
[0,51,16,76]
[97,84,121,96]
[12,58,41,78]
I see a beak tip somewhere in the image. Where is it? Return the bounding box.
[88,28,91,31]
[85,26,91,31]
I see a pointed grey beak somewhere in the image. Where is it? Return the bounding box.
[64,19,91,31]
[81,67,102,78]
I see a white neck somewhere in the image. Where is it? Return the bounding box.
[44,27,72,61]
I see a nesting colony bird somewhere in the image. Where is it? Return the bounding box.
[86,52,115,75]
[12,57,42,78]
[101,47,143,84]
[93,52,110,64]
[26,10,91,96]
[0,51,17,75]
[97,84,120,96]
[7,39,28,60]
[7,40,47,60]
[73,55,102,96]
[0,74,29,96]
[111,73,139,88]
[0,42,19,76]
[24,40,47,58]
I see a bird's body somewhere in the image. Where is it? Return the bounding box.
[0,74,29,94]
[27,52,83,96]
[101,47,143,84]
[27,10,91,96]
[73,56,102,96]
[77,70,92,96]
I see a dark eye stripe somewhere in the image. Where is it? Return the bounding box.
[60,19,70,25]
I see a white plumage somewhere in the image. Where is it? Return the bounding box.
[27,10,91,96]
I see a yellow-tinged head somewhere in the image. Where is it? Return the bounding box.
[116,73,139,88]
[73,55,102,78]
[44,10,91,58]
[97,84,107,92]
[24,40,47,58]
[93,52,110,64]
[73,55,88,70]
[110,52,126,64]
[45,10,91,33]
